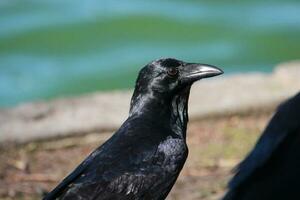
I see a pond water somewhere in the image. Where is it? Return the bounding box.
[0,0,300,106]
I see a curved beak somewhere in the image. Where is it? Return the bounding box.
[180,63,223,84]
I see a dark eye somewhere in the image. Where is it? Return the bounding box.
[167,68,178,77]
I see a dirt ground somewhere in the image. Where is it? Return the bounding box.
[0,112,272,200]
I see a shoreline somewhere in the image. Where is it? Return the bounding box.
[0,61,299,143]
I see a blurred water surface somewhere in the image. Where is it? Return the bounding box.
[1,0,300,106]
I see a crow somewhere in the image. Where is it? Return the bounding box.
[223,92,300,200]
[43,58,223,200]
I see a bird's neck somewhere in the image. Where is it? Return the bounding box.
[169,87,190,138]
[129,87,190,139]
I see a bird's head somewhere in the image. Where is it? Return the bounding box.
[130,58,223,116]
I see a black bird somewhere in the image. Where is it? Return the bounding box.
[223,92,300,200]
[44,58,223,200]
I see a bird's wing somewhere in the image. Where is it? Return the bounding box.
[43,120,167,200]
[46,143,172,200]
[59,170,167,200]
[228,92,300,191]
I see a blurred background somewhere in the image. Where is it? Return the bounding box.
[1,1,300,200]
[1,0,300,107]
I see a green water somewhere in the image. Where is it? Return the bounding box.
[1,0,300,107]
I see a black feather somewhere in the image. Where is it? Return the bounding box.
[223,92,300,200]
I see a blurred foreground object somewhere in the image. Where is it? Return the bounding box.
[223,91,300,200]
[0,61,300,143]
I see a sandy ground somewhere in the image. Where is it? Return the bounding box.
[0,112,272,200]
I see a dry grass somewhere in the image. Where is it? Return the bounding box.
[0,113,272,200]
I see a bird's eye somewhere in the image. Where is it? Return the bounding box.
[167,68,178,77]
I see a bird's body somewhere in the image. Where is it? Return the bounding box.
[223,92,300,200]
[44,58,222,200]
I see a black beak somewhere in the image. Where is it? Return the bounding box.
[180,63,223,84]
